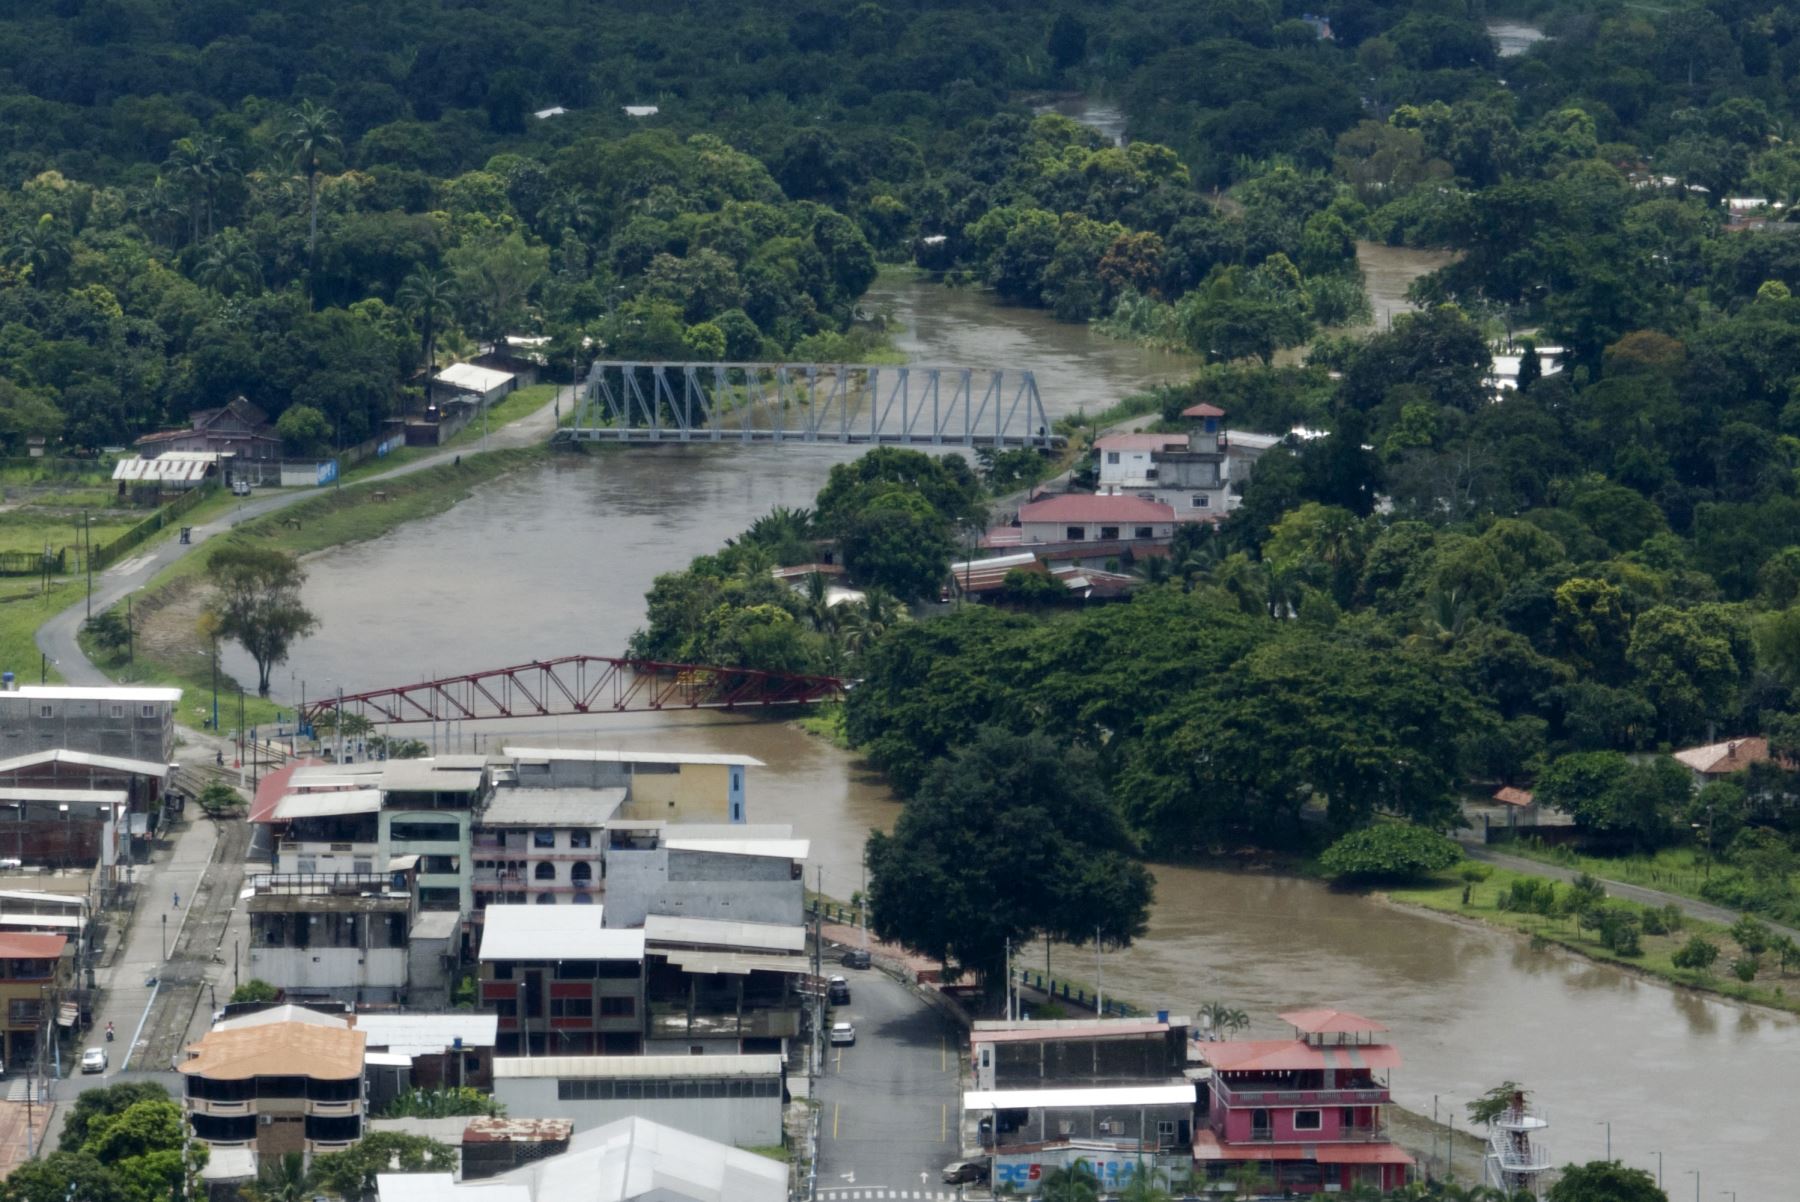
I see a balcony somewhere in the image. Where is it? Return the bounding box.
[1213,1077,1391,1108]
[186,1098,251,1117]
[648,1001,799,1040]
[308,1099,362,1117]
[1489,1138,1552,1172]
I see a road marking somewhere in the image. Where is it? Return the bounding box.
[940,1103,945,1141]
[108,555,151,576]
[833,1100,839,1139]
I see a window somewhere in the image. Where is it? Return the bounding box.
[1106,451,1120,464]
[536,893,556,905]
[533,861,556,881]
[141,704,156,718]
[599,996,635,1017]
[1099,526,1120,540]
[570,862,593,883]
[551,998,593,1018]
[556,961,599,980]
[1065,526,1085,541]
[569,830,592,849]
[1145,468,1158,480]
[1134,526,1153,539]
[491,964,513,980]
[532,830,555,848]
[110,705,124,719]
[1293,1110,1322,1131]
[389,820,460,843]
[37,706,51,719]
[1191,495,1209,508]
[7,998,39,1022]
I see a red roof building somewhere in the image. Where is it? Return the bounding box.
[1181,402,1227,418]
[1195,1010,1413,1195]
[0,932,67,1069]
[1014,494,1176,550]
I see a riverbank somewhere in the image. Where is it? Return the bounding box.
[1385,864,1800,1015]
[82,446,551,730]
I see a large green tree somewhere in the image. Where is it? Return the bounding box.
[207,543,320,695]
[866,727,1153,986]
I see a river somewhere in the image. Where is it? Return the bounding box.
[229,276,1793,1200]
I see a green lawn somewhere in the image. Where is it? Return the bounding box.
[444,382,562,448]
[1497,840,1798,923]
[1389,865,1800,1014]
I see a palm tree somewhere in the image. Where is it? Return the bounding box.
[802,571,837,634]
[1410,585,1474,651]
[4,215,71,286]
[130,177,186,248]
[1199,1000,1249,1038]
[398,267,456,374]
[166,133,235,242]
[248,1152,313,1202]
[1039,1160,1101,1202]
[281,100,342,264]
[194,231,264,295]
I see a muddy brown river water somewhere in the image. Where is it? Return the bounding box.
[226,273,1792,1200]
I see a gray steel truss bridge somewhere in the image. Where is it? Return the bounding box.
[554,361,1059,449]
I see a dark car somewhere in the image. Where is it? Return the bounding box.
[827,975,851,1004]
[840,948,872,970]
[941,1161,989,1185]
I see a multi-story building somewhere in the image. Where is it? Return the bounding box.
[641,915,806,1056]
[965,1016,1197,1194]
[179,1014,367,1163]
[0,932,68,1070]
[599,822,807,928]
[0,685,179,764]
[243,859,455,1006]
[1193,1008,1413,1195]
[498,748,759,825]
[491,1054,785,1145]
[378,757,490,912]
[478,905,646,1056]
[472,788,617,908]
[1094,403,1232,518]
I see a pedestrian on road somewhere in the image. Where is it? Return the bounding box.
[172,890,180,909]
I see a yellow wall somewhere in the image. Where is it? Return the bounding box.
[618,764,732,822]
[0,982,39,1034]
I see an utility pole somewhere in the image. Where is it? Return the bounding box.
[1095,927,1104,1017]
[83,510,91,620]
[812,866,823,1087]
[126,591,134,665]
[161,913,168,959]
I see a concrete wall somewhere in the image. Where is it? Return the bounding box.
[246,946,408,1001]
[616,764,734,823]
[602,849,800,928]
[492,1077,781,1145]
[0,697,174,762]
[379,812,471,911]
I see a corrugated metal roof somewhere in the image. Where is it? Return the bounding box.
[463,1116,574,1144]
[479,905,644,962]
[1018,494,1175,524]
[273,787,382,820]
[377,1174,529,1202]
[642,915,805,953]
[0,933,67,959]
[411,910,460,941]
[1094,434,1188,452]
[1201,1039,1402,1072]
[494,1053,782,1080]
[1278,1008,1388,1035]
[14,685,182,702]
[480,787,626,827]
[503,747,764,768]
[181,1021,365,1080]
[491,1115,786,1202]
[382,762,485,792]
[354,1013,498,1055]
[656,949,809,976]
[963,1083,1195,1110]
[0,788,129,804]
[972,1019,1178,1046]
[0,749,172,778]
[433,362,515,393]
[663,837,809,860]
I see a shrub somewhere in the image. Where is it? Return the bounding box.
[1319,824,1462,881]
[1670,936,1720,974]
[1730,914,1772,956]
[1640,908,1668,936]
[1660,903,1685,933]
[1730,956,1760,983]
[1596,906,1643,957]
[230,979,278,1004]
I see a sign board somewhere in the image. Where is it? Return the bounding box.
[316,459,339,486]
[57,1001,78,1027]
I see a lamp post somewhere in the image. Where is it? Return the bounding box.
[1686,1169,1700,1202]
[83,510,91,620]
[1595,1120,1611,1160]
[160,913,168,960]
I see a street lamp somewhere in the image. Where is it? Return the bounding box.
[1594,1120,1611,1160]
[1686,1169,1700,1202]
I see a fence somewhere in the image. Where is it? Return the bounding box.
[89,479,219,571]
[0,548,70,577]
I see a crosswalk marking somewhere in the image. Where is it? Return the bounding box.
[818,1192,954,1201]
[107,555,152,576]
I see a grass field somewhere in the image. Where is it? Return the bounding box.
[1493,839,1798,921]
[1388,864,1800,1014]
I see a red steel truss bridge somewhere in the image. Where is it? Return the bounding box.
[299,655,849,726]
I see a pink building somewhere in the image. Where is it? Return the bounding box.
[1193,1009,1413,1194]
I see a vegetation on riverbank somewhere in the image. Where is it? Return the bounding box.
[1387,864,1800,1015]
[80,447,546,729]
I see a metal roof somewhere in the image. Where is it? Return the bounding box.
[481,787,627,827]
[1017,494,1175,524]
[663,837,809,860]
[963,1083,1195,1110]
[354,1013,498,1055]
[1094,434,1188,452]
[214,1005,351,1032]
[13,685,182,702]
[411,910,460,941]
[433,362,515,393]
[504,746,764,768]
[0,788,129,805]
[654,949,810,976]
[491,1115,786,1202]
[181,1021,365,1080]
[1201,1039,1402,1072]
[494,1053,782,1080]
[642,915,805,953]
[273,788,382,821]
[479,905,644,962]
[0,933,67,959]
[0,749,172,778]
[377,1175,530,1202]
[972,1018,1181,1045]
[1278,1008,1388,1035]
[382,762,485,792]
[1192,1130,1412,1164]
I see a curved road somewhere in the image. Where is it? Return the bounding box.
[37,390,571,687]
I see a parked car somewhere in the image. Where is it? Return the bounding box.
[829,1021,856,1046]
[80,1047,107,1074]
[827,975,851,1004]
[840,948,872,970]
[941,1161,990,1186]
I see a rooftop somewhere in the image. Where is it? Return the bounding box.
[11,685,182,702]
[1094,434,1188,452]
[1672,737,1774,775]
[504,747,764,768]
[354,1013,499,1055]
[493,1053,782,1081]
[181,1020,365,1080]
[1493,786,1535,807]
[1017,494,1176,525]
[383,762,486,793]
[642,915,805,954]
[1200,1039,1402,1073]
[0,932,67,959]
[481,787,627,828]
[0,749,173,779]
[493,1115,785,1202]
[1279,1008,1388,1035]
[273,787,383,821]
[971,1018,1183,1045]
[662,836,809,860]
[1192,1130,1413,1164]
[1181,402,1227,418]
[434,362,515,394]
[480,905,645,963]
[963,1083,1195,1111]
[215,1004,352,1033]
[377,1177,529,1202]
[464,1116,574,1145]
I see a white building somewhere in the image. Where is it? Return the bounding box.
[600,823,808,929]
[1013,495,1176,547]
[491,1055,785,1146]
[1093,434,1187,490]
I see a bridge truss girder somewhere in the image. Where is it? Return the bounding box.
[560,362,1056,449]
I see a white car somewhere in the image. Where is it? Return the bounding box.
[80,1046,107,1074]
[830,1021,856,1046]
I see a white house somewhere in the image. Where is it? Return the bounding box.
[1094,434,1187,490]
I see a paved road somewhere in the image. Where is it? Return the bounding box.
[815,967,964,1202]
[36,386,571,686]
[1463,844,1800,942]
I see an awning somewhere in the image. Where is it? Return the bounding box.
[57,1001,78,1027]
[964,1083,1194,1111]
